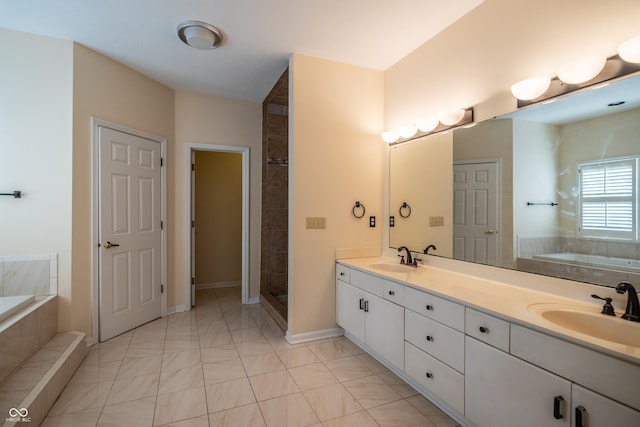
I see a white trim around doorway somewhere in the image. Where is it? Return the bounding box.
[184,143,251,309]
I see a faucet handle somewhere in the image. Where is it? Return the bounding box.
[398,254,405,264]
[591,294,616,316]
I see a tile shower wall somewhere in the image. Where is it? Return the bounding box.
[0,254,57,297]
[260,69,289,301]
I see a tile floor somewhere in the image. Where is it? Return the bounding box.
[42,287,461,426]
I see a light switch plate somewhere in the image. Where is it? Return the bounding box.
[306,217,326,229]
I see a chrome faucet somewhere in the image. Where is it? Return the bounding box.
[397,246,413,265]
[615,282,640,322]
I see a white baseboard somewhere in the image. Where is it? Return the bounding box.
[196,281,241,290]
[285,327,344,344]
[167,304,187,315]
[246,296,260,304]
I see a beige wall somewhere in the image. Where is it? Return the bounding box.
[72,44,175,335]
[289,54,384,336]
[194,151,243,286]
[384,0,640,127]
[174,91,262,305]
[0,29,73,296]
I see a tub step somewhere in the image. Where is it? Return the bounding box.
[0,331,86,426]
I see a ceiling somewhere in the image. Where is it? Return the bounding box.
[0,0,483,102]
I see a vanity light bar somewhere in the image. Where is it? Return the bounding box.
[511,34,640,107]
[381,107,474,146]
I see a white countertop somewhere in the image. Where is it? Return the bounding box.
[337,256,640,365]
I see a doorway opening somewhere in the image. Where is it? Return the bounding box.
[185,144,250,309]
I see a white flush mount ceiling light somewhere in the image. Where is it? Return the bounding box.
[510,76,551,100]
[416,116,439,132]
[557,55,606,84]
[381,130,400,144]
[617,35,640,63]
[438,109,465,126]
[177,20,223,50]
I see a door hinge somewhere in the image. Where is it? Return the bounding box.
[161,284,164,293]
[191,277,195,285]
[160,220,164,230]
[191,163,195,171]
[161,157,164,167]
[191,220,195,228]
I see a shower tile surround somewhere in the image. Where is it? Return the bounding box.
[260,69,289,324]
[0,254,57,297]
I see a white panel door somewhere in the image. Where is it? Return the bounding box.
[365,292,404,370]
[336,280,366,343]
[572,384,640,427]
[99,126,162,341]
[453,162,499,265]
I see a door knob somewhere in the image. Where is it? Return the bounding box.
[103,241,120,249]
[484,229,495,234]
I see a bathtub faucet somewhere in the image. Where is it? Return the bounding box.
[615,282,640,322]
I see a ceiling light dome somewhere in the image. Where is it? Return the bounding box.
[618,35,640,63]
[557,55,606,84]
[510,76,551,100]
[177,20,223,50]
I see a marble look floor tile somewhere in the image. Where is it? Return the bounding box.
[41,407,102,427]
[154,387,208,426]
[333,337,365,355]
[302,383,362,421]
[125,341,165,359]
[117,355,163,379]
[306,339,353,361]
[425,412,461,427]
[231,327,264,344]
[276,346,320,368]
[322,410,380,427]
[405,394,444,416]
[156,415,210,427]
[198,330,233,348]
[165,325,199,339]
[98,396,156,427]
[258,392,319,427]
[67,360,121,385]
[376,372,419,398]
[164,336,201,354]
[196,319,229,336]
[205,378,256,413]
[288,362,338,391]
[235,339,274,358]
[200,344,239,364]
[105,372,159,405]
[48,381,112,416]
[241,352,285,376]
[249,369,299,401]
[83,344,128,366]
[342,374,401,409]
[324,356,374,382]
[367,399,432,427]
[208,403,266,427]
[158,365,204,395]
[353,353,388,374]
[162,349,202,372]
[202,358,246,385]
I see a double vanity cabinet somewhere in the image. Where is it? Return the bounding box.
[335,259,640,427]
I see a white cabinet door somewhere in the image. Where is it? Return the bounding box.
[365,292,404,370]
[572,384,640,427]
[465,337,571,427]
[336,280,366,343]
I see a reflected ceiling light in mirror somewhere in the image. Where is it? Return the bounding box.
[618,35,640,63]
[557,56,606,84]
[381,130,400,143]
[398,125,418,138]
[438,109,465,125]
[511,76,551,100]
[416,117,439,132]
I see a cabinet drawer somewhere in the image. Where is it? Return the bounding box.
[405,342,464,414]
[403,286,464,331]
[382,280,404,305]
[465,308,510,352]
[405,310,464,372]
[511,324,640,411]
[336,264,351,283]
[350,269,385,297]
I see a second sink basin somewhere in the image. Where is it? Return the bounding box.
[529,303,640,348]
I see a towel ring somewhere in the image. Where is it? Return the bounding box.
[352,201,366,219]
[399,202,412,218]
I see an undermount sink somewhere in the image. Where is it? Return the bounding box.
[369,263,417,273]
[529,303,640,348]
